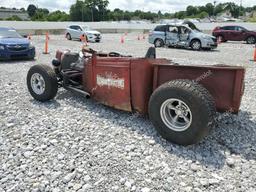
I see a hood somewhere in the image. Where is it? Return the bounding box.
[202,33,215,39]
[85,30,101,35]
[0,38,30,45]
[183,20,201,32]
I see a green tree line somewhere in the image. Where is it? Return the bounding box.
[2,1,256,21]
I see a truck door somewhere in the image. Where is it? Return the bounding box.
[91,57,132,112]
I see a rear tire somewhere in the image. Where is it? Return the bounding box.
[154,39,164,48]
[190,39,201,50]
[27,65,58,102]
[66,33,72,40]
[246,36,256,44]
[149,80,216,146]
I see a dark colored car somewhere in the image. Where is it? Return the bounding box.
[0,27,35,60]
[212,25,256,44]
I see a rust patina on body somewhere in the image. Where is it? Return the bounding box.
[78,53,245,114]
[28,48,246,145]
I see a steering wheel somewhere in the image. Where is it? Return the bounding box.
[82,47,97,54]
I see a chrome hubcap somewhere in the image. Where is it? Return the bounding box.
[31,73,45,95]
[160,98,192,132]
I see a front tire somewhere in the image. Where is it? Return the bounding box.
[149,80,216,146]
[190,39,201,50]
[27,65,58,102]
[154,39,164,48]
[246,36,256,44]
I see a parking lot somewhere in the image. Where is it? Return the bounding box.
[0,34,256,192]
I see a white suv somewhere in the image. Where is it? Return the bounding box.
[66,25,102,42]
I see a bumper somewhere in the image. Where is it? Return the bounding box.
[87,35,102,42]
[202,40,218,49]
[0,47,35,60]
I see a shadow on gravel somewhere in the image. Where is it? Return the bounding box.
[212,111,256,161]
[34,90,256,169]
[29,99,61,109]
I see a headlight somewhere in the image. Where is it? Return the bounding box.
[203,35,212,40]
[0,45,5,50]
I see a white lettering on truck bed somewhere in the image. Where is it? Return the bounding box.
[96,73,125,89]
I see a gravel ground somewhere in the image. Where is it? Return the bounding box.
[0,34,256,192]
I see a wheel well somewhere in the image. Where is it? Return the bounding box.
[190,38,201,46]
[66,33,71,38]
[154,38,164,44]
[246,35,256,40]
[216,34,224,39]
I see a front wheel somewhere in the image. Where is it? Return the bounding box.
[27,65,58,102]
[154,39,164,48]
[246,36,256,44]
[149,80,216,145]
[190,40,201,50]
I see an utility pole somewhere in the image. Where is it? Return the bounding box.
[240,0,243,17]
[213,1,217,16]
[82,4,84,22]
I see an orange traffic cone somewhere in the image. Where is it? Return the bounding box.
[120,36,125,44]
[254,45,256,62]
[80,34,88,47]
[217,36,222,45]
[43,32,50,54]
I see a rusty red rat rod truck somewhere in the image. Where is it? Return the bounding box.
[26,47,245,145]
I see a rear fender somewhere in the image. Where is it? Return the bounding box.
[152,64,245,114]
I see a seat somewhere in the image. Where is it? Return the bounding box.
[61,52,79,70]
[145,47,156,59]
[70,58,85,72]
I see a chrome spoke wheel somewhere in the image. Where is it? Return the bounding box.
[31,73,45,95]
[160,98,192,132]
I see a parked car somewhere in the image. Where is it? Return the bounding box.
[66,25,101,42]
[0,27,35,60]
[212,25,256,44]
[26,47,245,146]
[148,22,217,50]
